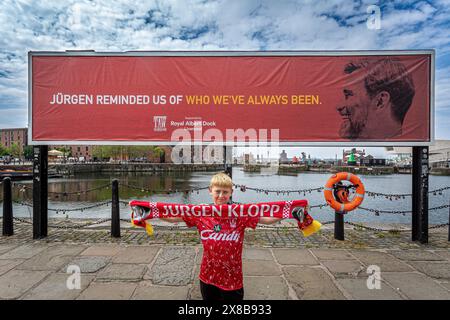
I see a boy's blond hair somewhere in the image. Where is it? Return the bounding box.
[210,172,233,189]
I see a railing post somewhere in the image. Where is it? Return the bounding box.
[334,211,345,241]
[111,179,120,237]
[2,177,13,236]
[448,198,450,242]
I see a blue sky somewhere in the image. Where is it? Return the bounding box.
[0,0,449,158]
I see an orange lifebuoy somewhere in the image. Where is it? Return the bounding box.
[324,172,365,212]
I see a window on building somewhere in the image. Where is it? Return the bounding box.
[86,146,89,151]
[77,147,80,152]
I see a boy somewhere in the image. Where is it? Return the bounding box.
[160,172,281,301]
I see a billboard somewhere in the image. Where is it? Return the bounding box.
[29,51,434,146]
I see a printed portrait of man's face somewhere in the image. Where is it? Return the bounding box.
[336,80,374,140]
[335,59,416,140]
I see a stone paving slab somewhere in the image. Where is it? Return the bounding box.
[76,281,138,300]
[243,259,281,276]
[321,260,365,278]
[243,247,273,260]
[349,250,415,272]
[188,279,202,300]
[407,261,450,279]
[272,249,319,265]
[150,246,196,286]
[131,281,189,300]
[243,276,290,300]
[0,269,51,299]
[434,250,450,260]
[0,244,18,255]
[439,282,450,290]
[62,256,110,273]
[387,250,446,261]
[41,245,88,256]
[0,244,47,260]
[195,247,203,265]
[96,263,147,281]
[336,278,404,300]
[112,246,160,264]
[79,245,124,256]
[20,273,95,300]
[16,254,74,271]
[283,266,346,300]
[382,272,450,300]
[310,249,355,260]
[0,259,25,276]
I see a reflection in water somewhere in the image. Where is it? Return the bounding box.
[2,168,450,224]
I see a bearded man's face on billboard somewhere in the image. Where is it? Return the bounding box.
[336,81,373,139]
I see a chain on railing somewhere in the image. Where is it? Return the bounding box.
[234,183,450,199]
[234,184,323,196]
[6,180,450,199]
[344,221,450,233]
[11,199,128,214]
[120,183,209,195]
[3,180,450,235]
[12,217,112,229]
[12,182,111,196]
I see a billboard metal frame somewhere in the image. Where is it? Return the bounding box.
[28,50,435,147]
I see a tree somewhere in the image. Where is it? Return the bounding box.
[23,146,33,160]
[153,147,165,163]
[9,142,22,159]
[56,146,71,157]
[0,144,8,156]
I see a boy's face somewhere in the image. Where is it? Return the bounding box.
[209,186,233,205]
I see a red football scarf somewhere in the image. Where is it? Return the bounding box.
[129,200,322,237]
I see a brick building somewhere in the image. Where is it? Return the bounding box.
[0,128,28,153]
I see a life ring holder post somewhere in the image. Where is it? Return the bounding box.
[334,185,346,241]
[324,172,366,241]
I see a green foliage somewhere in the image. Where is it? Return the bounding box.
[9,142,21,158]
[92,146,165,161]
[23,146,34,160]
[0,144,9,156]
[56,146,71,156]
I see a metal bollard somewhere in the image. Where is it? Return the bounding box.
[2,177,14,236]
[448,199,450,242]
[111,179,120,237]
[333,186,345,241]
[334,211,345,241]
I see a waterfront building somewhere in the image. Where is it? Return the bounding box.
[0,127,28,153]
[385,147,412,166]
[342,148,365,164]
[359,155,387,166]
[429,140,450,168]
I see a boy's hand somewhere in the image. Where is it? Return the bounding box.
[291,207,304,222]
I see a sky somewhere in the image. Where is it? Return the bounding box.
[1,0,449,159]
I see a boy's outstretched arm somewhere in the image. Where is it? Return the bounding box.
[259,217,282,225]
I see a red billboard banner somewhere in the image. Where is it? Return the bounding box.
[29,51,433,145]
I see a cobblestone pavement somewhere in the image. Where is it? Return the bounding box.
[1,218,449,249]
[0,219,449,300]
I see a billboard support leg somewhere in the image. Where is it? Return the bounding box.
[224,145,233,202]
[412,146,429,244]
[33,145,48,239]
